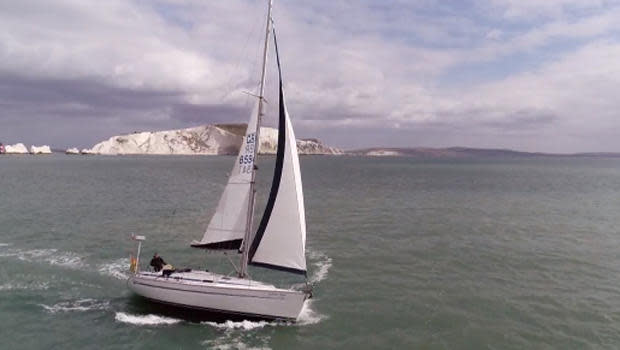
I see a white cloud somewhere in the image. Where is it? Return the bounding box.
[397,39,620,151]
[0,0,252,103]
[484,0,613,20]
[486,29,503,40]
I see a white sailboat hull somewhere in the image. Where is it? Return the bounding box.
[127,271,307,321]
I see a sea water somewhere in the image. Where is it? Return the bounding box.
[1,154,620,349]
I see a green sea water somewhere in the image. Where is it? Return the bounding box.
[2,154,620,349]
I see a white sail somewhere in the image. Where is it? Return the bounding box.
[249,89,307,273]
[191,102,260,249]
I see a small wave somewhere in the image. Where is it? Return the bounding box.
[202,337,272,350]
[202,340,271,350]
[98,258,130,280]
[0,243,11,247]
[40,299,110,313]
[0,281,50,291]
[115,312,181,326]
[307,250,332,284]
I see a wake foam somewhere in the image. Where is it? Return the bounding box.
[115,312,181,326]
[0,247,85,269]
[46,251,85,268]
[0,244,131,281]
[201,339,271,350]
[98,258,130,280]
[297,299,325,325]
[202,299,325,331]
[202,335,272,350]
[204,320,273,331]
[0,281,50,291]
[307,250,332,284]
[40,299,110,313]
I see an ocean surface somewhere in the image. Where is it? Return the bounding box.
[2,154,620,349]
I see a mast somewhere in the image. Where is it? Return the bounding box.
[239,0,273,278]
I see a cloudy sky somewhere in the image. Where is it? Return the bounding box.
[1,0,619,152]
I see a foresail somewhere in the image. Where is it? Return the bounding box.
[249,81,307,274]
[191,102,259,249]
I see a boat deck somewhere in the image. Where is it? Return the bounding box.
[135,270,281,291]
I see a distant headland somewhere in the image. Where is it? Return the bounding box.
[3,129,620,158]
[350,147,620,158]
[69,124,343,156]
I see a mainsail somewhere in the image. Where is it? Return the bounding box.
[191,103,259,250]
[248,30,307,275]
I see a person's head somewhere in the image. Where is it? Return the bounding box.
[154,252,159,258]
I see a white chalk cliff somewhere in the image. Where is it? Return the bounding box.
[30,145,52,154]
[87,125,237,155]
[85,124,342,155]
[5,143,29,154]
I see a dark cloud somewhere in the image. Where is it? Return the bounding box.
[170,103,248,124]
[0,73,254,148]
[430,107,558,131]
[0,73,182,119]
[0,74,196,148]
[482,109,557,130]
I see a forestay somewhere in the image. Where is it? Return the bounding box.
[191,102,259,250]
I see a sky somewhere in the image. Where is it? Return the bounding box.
[1,0,620,153]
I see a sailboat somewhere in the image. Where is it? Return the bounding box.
[127,0,312,322]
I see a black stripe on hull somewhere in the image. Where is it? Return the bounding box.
[131,295,295,323]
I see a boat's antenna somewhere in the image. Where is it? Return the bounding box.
[169,208,176,231]
[241,90,270,104]
[239,0,273,279]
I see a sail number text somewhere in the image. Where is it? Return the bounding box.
[240,154,254,165]
[240,133,256,173]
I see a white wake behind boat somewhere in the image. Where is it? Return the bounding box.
[127,0,312,322]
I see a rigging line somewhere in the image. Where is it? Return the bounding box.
[245,8,269,100]
[271,21,282,81]
[217,3,264,104]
